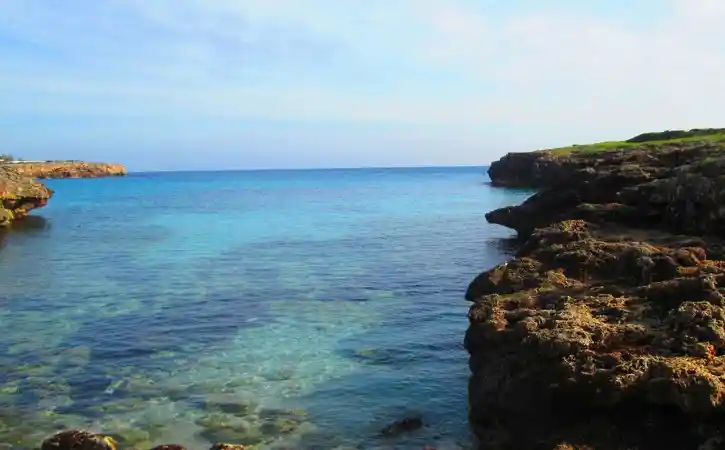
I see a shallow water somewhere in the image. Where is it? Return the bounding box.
[0,167,532,449]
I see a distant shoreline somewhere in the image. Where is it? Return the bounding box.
[1,161,127,179]
[127,164,489,174]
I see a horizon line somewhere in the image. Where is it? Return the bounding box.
[126,163,489,174]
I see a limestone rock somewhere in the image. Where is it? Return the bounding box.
[0,165,52,226]
[3,161,127,179]
[469,137,725,448]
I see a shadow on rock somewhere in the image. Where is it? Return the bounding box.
[11,214,51,232]
[484,236,524,257]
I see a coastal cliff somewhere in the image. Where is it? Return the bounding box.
[0,166,53,226]
[467,131,725,449]
[4,161,127,179]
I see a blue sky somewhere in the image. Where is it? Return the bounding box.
[1,0,724,171]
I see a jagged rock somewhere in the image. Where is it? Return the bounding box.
[468,137,725,448]
[40,430,117,450]
[0,166,52,226]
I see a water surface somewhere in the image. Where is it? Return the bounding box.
[0,167,532,449]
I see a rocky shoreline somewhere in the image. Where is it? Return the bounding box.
[0,166,53,226]
[29,414,424,450]
[466,136,725,449]
[3,161,127,179]
[39,429,262,450]
[0,161,127,227]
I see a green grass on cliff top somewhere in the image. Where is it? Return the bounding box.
[547,129,725,156]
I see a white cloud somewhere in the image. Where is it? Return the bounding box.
[2,0,725,162]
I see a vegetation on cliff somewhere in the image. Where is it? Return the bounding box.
[469,135,725,449]
[546,128,725,156]
[627,128,725,143]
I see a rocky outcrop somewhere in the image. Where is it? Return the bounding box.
[41,430,117,450]
[4,161,127,179]
[40,430,249,450]
[0,166,53,226]
[487,150,580,188]
[380,416,424,437]
[467,139,725,449]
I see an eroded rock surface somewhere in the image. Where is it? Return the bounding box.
[468,140,725,449]
[0,165,53,226]
[40,430,117,450]
[4,161,127,179]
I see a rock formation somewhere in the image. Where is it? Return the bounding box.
[40,430,117,450]
[39,430,251,450]
[467,138,725,449]
[3,161,127,179]
[0,165,53,226]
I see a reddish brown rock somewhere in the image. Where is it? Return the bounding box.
[3,161,127,179]
[0,165,52,226]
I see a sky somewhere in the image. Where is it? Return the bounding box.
[1,0,725,171]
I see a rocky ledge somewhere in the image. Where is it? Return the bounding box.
[0,166,53,226]
[3,161,127,179]
[466,133,725,449]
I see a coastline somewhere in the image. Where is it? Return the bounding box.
[0,166,53,226]
[466,135,725,448]
[2,161,127,179]
[0,161,126,227]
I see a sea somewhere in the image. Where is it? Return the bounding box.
[0,167,533,450]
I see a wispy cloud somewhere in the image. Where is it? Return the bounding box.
[1,0,725,168]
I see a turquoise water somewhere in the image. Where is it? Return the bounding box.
[0,167,532,449]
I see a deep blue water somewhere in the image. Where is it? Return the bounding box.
[0,167,532,449]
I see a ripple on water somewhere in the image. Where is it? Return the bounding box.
[0,168,525,449]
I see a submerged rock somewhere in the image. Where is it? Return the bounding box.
[196,412,264,447]
[149,445,188,450]
[203,395,257,417]
[468,136,725,448]
[380,416,424,437]
[40,430,117,450]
